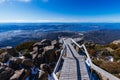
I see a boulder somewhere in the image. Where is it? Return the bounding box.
[41,39,51,47]
[10,69,24,80]
[33,42,43,51]
[6,46,18,57]
[22,59,34,68]
[32,51,38,60]
[33,46,38,51]
[55,49,61,61]
[16,58,23,64]
[112,40,120,45]
[23,53,32,59]
[9,58,20,70]
[38,48,44,54]
[0,67,14,80]
[52,40,57,46]
[33,42,44,54]
[40,64,51,74]
[21,69,31,80]
[0,52,11,63]
[37,54,45,65]
[0,67,5,73]
[56,71,61,79]
[38,70,48,80]
[52,40,61,49]
[43,46,56,63]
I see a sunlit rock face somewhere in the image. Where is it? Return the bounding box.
[6,46,18,57]
[10,69,24,80]
[112,40,120,45]
[0,39,62,80]
[0,67,14,80]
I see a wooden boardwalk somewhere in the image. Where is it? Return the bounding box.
[59,39,90,80]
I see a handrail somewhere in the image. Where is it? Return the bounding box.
[71,39,92,66]
[52,39,66,80]
[71,38,120,80]
[92,64,120,80]
[82,44,93,66]
[71,39,83,48]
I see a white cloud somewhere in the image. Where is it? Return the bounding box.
[0,0,6,3]
[0,0,31,4]
[18,0,31,2]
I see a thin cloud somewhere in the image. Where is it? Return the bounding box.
[0,0,6,4]
[0,0,31,4]
[18,0,31,2]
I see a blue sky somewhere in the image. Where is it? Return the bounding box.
[0,0,120,23]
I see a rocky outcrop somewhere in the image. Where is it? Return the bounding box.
[0,67,14,80]
[41,39,51,47]
[0,39,62,80]
[10,69,24,80]
[0,52,11,63]
[37,64,51,80]
[43,46,55,63]
[38,70,48,80]
[52,40,61,49]
[22,59,34,68]
[40,64,51,74]
[9,58,20,70]
[6,46,18,57]
[21,69,31,80]
[112,40,120,45]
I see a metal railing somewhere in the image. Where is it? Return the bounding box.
[52,40,66,80]
[71,38,120,80]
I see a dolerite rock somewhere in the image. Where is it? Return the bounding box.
[33,46,38,51]
[0,67,14,80]
[38,70,48,80]
[56,71,61,79]
[37,54,45,65]
[23,53,32,59]
[6,46,18,57]
[10,69,24,80]
[52,40,57,46]
[40,64,51,75]
[55,49,61,61]
[0,67,5,73]
[32,51,38,59]
[41,39,51,47]
[16,58,23,64]
[33,42,44,54]
[43,46,55,63]
[52,40,61,49]
[22,59,33,68]
[33,42,43,51]
[38,48,44,54]
[0,52,11,63]
[21,69,31,80]
[37,64,51,80]
[9,58,20,70]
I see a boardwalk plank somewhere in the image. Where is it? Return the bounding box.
[59,39,90,80]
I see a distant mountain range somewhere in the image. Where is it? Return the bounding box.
[84,29,120,44]
[0,31,78,47]
[1,30,120,47]
[1,23,120,47]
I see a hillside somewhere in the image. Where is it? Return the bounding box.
[84,30,120,44]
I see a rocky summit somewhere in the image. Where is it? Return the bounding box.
[0,39,62,80]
